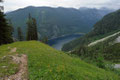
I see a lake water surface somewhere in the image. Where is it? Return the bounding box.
[48,34,82,50]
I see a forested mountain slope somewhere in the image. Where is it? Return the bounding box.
[88,31,120,46]
[6,6,113,39]
[62,9,120,51]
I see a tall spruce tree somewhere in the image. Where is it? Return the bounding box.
[26,14,38,40]
[17,27,23,41]
[0,0,13,45]
[0,0,4,12]
[32,18,38,40]
[0,0,3,2]
[0,12,13,45]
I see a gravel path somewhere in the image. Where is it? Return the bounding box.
[114,64,120,69]
[4,54,28,80]
[115,36,120,43]
[88,31,120,46]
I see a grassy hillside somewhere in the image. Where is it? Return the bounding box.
[0,41,120,80]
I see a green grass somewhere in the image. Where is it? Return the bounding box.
[0,41,120,80]
[0,44,19,78]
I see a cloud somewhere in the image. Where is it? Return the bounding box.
[103,0,120,9]
[86,0,120,9]
[3,0,120,12]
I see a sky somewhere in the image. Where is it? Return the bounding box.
[3,0,120,12]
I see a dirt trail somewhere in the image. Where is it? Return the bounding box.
[4,47,28,80]
[10,47,17,53]
[4,54,28,80]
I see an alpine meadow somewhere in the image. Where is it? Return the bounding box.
[0,0,120,80]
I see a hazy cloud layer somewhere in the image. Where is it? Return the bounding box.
[3,0,120,12]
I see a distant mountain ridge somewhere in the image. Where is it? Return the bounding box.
[6,6,113,39]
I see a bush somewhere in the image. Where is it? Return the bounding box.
[96,55,106,69]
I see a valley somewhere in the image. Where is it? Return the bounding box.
[48,34,82,50]
[1,0,120,79]
[6,6,113,39]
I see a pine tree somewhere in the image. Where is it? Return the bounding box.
[26,13,38,40]
[32,18,38,40]
[0,0,3,2]
[26,14,32,40]
[0,11,13,45]
[17,27,23,41]
[0,0,4,12]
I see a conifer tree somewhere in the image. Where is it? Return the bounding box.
[0,0,1,1]
[0,12,13,45]
[26,14,32,40]
[17,27,23,41]
[0,0,4,12]
[0,0,13,45]
[26,14,38,40]
[32,18,38,40]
